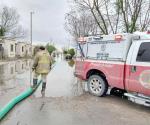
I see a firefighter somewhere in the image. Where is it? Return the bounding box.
[32,46,52,93]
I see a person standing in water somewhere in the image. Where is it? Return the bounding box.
[32,46,52,93]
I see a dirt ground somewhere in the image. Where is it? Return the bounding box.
[1,93,150,125]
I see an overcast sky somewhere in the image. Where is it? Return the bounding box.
[0,0,71,47]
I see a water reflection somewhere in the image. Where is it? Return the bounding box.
[0,59,32,108]
[34,59,88,98]
[0,61,16,82]
[0,57,87,99]
[67,59,75,67]
[71,78,87,96]
[0,59,32,90]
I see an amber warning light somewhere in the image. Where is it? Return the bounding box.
[115,35,123,42]
[78,37,86,43]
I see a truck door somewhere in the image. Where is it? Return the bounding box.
[75,43,86,78]
[127,41,150,96]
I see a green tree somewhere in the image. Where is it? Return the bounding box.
[68,48,75,57]
[46,44,56,54]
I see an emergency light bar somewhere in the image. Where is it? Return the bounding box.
[115,35,123,42]
[147,30,150,34]
[78,37,86,42]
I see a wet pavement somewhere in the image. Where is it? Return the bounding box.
[0,57,150,125]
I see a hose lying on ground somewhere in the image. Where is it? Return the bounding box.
[0,78,42,121]
[0,63,56,121]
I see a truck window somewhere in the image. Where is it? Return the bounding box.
[136,42,150,62]
[86,41,125,61]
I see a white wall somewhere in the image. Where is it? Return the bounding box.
[3,40,16,58]
[16,42,26,57]
[25,44,32,57]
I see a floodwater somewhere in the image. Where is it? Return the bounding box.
[34,57,87,98]
[1,56,150,125]
[0,56,87,108]
[0,59,32,108]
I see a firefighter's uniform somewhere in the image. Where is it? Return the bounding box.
[32,50,52,91]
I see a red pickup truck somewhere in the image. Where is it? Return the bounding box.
[75,32,150,106]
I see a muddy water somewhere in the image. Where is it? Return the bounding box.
[0,59,32,108]
[34,57,88,98]
[1,57,150,125]
[0,57,87,107]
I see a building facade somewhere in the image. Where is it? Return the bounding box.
[25,43,32,57]
[0,39,16,59]
[16,42,26,57]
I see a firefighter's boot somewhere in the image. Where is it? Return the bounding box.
[32,78,37,88]
[41,82,46,93]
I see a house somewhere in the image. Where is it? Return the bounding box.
[25,43,32,57]
[16,42,32,57]
[16,42,26,57]
[0,39,16,59]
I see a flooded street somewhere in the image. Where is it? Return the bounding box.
[34,58,87,98]
[0,60,32,109]
[0,57,150,125]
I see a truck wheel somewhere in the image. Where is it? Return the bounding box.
[87,75,108,97]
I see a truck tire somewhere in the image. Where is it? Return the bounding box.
[87,75,108,97]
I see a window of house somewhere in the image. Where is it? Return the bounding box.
[22,46,24,52]
[0,65,4,74]
[0,44,2,51]
[11,44,14,52]
[136,42,150,62]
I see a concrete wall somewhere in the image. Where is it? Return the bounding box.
[2,40,16,58]
[25,44,32,57]
[16,42,26,57]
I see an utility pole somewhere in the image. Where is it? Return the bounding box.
[30,12,34,47]
[30,11,34,86]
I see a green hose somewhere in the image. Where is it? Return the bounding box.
[0,79,42,121]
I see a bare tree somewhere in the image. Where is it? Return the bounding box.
[74,0,109,34]
[73,0,150,34]
[65,9,98,41]
[0,6,26,39]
